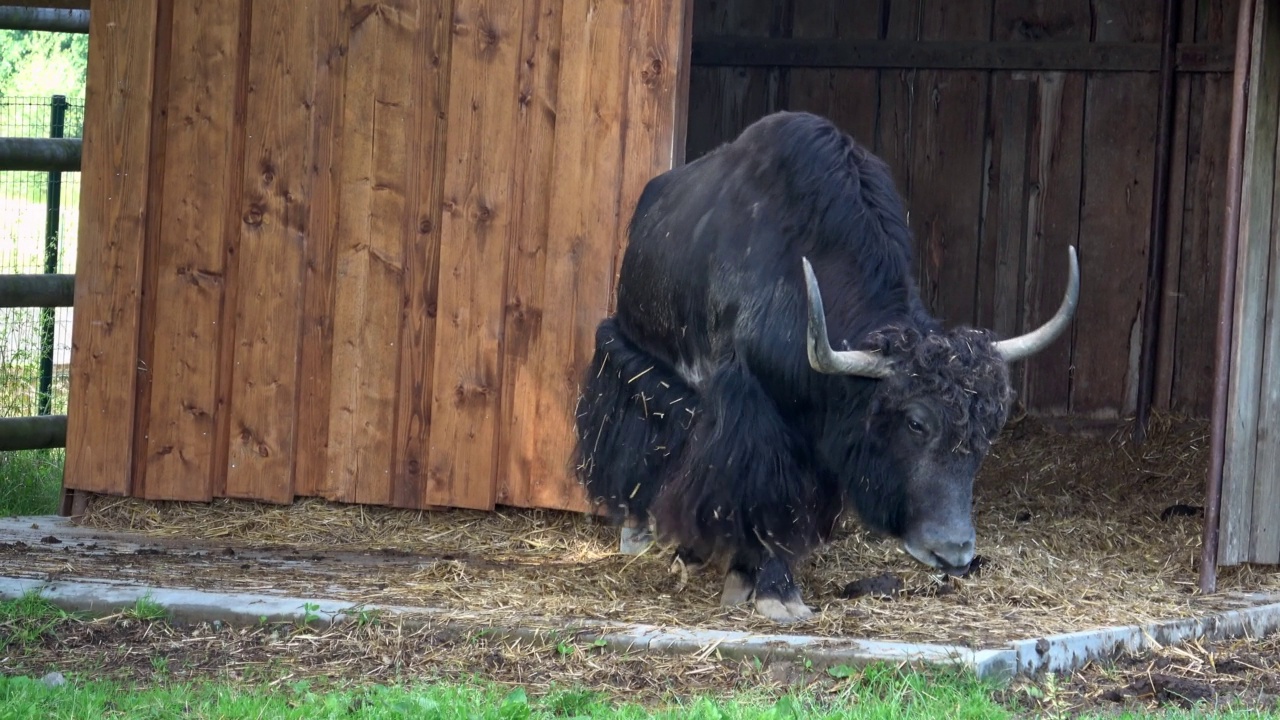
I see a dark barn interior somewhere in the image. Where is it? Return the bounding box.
[681,0,1236,423]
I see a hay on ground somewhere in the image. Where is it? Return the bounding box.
[67,412,1280,646]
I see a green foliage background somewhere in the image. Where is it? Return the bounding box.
[0,29,88,103]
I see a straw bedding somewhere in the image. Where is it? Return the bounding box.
[73,413,1280,647]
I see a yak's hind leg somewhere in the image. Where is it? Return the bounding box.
[651,357,822,623]
[573,318,698,525]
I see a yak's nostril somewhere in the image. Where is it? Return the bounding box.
[932,540,975,571]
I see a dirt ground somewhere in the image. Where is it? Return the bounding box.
[15,414,1274,649]
[2,607,1277,716]
[3,414,1279,713]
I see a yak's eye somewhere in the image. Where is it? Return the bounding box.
[907,418,926,435]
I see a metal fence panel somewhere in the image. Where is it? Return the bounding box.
[1,95,84,419]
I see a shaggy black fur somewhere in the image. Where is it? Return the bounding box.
[573,318,698,523]
[573,111,1018,608]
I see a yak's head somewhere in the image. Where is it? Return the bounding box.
[802,247,1080,575]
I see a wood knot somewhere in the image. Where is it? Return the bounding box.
[640,57,663,86]
[406,459,422,475]
[243,203,265,227]
[454,381,493,406]
[474,203,494,224]
[419,217,434,234]
[478,22,499,49]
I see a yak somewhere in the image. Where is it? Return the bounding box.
[573,111,1079,623]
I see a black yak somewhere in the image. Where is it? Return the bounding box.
[573,111,1079,623]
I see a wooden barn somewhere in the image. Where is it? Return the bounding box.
[42,0,1278,588]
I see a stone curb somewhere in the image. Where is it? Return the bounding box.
[5,575,1280,682]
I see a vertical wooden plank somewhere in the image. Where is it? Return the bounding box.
[1219,0,1278,565]
[579,0,690,508]
[683,0,722,162]
[292,4,349,500]
[496,0,625,511]
[1153,0,1199,412]
[873,0,922,187]
[491,0,563,509]
[425,0,526,511]
[501,0,691,511]
[392,0,454,510]
[129,0,174,499]
[1252,105,1280,563]
[64,0,161,496]
[137,0,244,501]
[223,0,317,503]
[1167,0,1239,416]
[323,0,418,506]
[613,1,695,312]
[684,0,781,161]
[1069,0,1162,416]
[1021,71,1087,414]
[208,0,253,500]
[910,0,992,326]
[787,0,881,145]
[984,0,1091,411]
[974,73,1031,339]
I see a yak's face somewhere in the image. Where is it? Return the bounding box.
[882,396,985,573]
[850,328,1014,575]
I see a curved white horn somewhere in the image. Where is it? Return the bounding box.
[993,245,1080,362]
[802,257,893,378]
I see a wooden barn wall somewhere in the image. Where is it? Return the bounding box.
[1219,0,1280,567]
[64,0,693,511]
[686,0,1237,419]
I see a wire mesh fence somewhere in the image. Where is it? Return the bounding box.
[1,95,83,420]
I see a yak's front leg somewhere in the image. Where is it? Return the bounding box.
[751,555,813,623]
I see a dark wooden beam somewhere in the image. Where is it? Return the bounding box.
[0,415,68,451]
[0,137,82,171]
[3,1,89,9]
[691,39,1234,73]
[0,6,89,32]
[0,273,75,308]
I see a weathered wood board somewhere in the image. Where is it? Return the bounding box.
[1219,0,1280,567]
[683,0,1235,420]
[65,0,162,497]
[65,0,692,512]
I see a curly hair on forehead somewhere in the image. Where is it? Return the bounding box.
[863,325,1015,454]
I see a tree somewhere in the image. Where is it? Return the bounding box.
[0,29,89,111]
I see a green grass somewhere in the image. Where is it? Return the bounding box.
[0,591,79,652]
[0,448,63,516]
[1,672,1274,720]
[2,593,1275,720]
[0,672,1016,720]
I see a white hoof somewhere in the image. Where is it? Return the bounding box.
[753,595,814,623]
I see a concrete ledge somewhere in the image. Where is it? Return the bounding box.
[6,575,1279,683]
[1010,595,1280,676]
[0,576,1013,679]
[4,516,1279,683]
